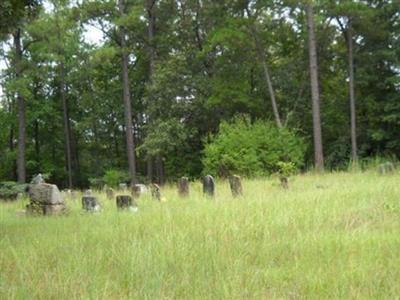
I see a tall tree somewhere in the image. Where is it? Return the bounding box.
[244,2,283,128]
[0,0,42,183]
[305,2,324,171]
[146,0,157,182]
[118,0,137,185]
[13,29,27,183]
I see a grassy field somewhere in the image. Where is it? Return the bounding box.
[1,171,400,299]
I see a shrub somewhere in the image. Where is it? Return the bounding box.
[0,181,28,201]
[202,118,306,177]
[103,170,130,188]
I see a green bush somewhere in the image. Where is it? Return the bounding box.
[103,169,130,188]
[202,118,306,177]
[0,181,28,200]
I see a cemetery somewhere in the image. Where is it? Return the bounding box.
[1,0,399,298]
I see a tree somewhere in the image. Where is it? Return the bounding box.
[0,0,41,183]
[305,2,324,171]
[244,1,283,128]
[118,0,137,185]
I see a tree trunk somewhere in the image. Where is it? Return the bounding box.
[118,0,137,186]
[146,0,157,182]
[13,29,26,183]
[347,19,357,162]
[60,61,73,188]
[306,3,324,171]
[245,7,282,128]
[34,120,40,165]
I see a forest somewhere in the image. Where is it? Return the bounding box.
[0,0,399,188]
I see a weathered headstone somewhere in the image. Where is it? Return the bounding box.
[27,182,67,215]
[82,196,101,212]
[84,189,92,196]
[378,162,395,174]
[116,195,138,211]
[280,176,289,189]
[229,175,243,197]
[178,177,190,197]
[131,184,148,198]
[119,183,128,190]
[203,175,215,197]
[151,183,161,201]
[106,187,114,200]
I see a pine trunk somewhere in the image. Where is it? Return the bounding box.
[348,20,357,162]
[13,29,26,183]
[118,0,137,186]
[60,62,73,188]
[306,3,324,171]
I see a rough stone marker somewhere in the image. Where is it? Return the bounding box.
[229,175,243,197]
[116,195,138,212]
[280,176,289,189]
[82,196,101,212]
[151,183,162,201]
[203,175,215,197]
[178,177,190,197]
[27,174,67,215]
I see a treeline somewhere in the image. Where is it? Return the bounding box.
[0,0,399,188]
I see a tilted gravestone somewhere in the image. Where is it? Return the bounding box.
[280,176,289,189]
[116,195,138,212]
[151,183,161,201]
[203,175,215,197]
[27,178,67,215]
[378,162,395,175]
[229,175,243,197]
[82,196,101,212]
[178,177,190,198]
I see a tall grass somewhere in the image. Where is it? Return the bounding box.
[1,171,400,299]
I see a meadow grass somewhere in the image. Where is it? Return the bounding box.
[1,171,400,299]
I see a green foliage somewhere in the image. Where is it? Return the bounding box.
[0,181,28,200]
[103,169,129,188]
[276,161,296,177]
[203,118,306,177]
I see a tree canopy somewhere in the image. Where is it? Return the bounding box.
[0,0,399,187]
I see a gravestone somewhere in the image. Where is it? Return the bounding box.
[27,181,67,215]
[378,162,395,174]
[131,184,148,198]
[116,195,138,211]
[178,177,190,197]
[151,183,161,201]
[82,196,101,212]
[84,189,92,196]
[106,187,114,200]
[203,175,215,197]
[229,175,243,197]
[280,176,289,189]
[119,183,128,190]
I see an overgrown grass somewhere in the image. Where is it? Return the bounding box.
[1,171,400,299]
